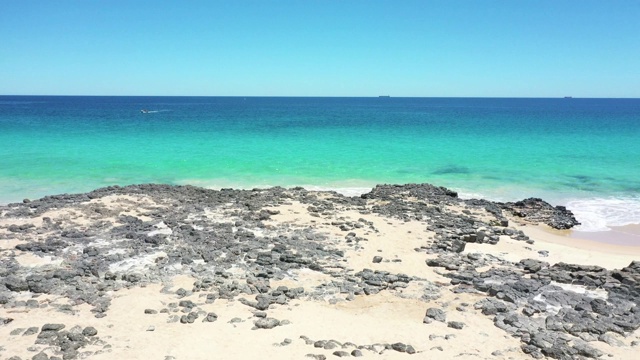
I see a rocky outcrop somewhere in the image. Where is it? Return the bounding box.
[428,252,640,359]
[0,183,613,360]
[499,198,580,229]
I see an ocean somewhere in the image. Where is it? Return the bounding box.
[1,96,639,232]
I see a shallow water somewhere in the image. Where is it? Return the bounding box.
[1,96,639,231]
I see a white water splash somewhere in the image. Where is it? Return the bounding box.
[565,197,640,232]
[302,185,372,197]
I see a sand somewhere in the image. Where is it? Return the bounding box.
[1,192,639,360]
[570,224,640,247]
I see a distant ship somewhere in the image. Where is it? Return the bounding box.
[564,96,573,99]
[379,95,390,98]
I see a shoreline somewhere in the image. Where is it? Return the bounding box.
[512,224,640,269]
[1,183,639,359]
[4,182,640,248]
[570,224,640,247]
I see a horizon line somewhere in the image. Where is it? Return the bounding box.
[2,94,640,99]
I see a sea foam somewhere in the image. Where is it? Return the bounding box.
[302,185,372,197]
[457,188,640,233]
[565,197,640,232]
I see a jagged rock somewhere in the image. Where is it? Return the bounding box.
[391,342,408,352]
[520,259,549,273]
[499,198,580,229]
[0,182,624,360]
[425,308,446,322]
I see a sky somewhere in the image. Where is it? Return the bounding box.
[1,0,639,97]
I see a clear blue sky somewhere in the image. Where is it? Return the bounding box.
[1,0,639,97]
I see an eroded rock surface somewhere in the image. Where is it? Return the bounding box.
[1,183,636,359]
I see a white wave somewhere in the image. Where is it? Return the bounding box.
[301,185,371,197]
[457,191,493,201]
[176,179,640,232]
[454,186,640,233]
[565,197,640,232]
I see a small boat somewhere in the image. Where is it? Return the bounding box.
[140,109,149,113]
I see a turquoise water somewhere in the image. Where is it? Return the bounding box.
[1,96,639,231]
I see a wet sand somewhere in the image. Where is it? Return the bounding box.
[570,224,640,247]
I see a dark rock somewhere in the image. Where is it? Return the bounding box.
[123,273,142,283]
[598,333,625,347]
[405,345,416,354]
[451,239,466,253]
[61,349,78,360]
[103,271,117,281]
[475,298,514,315]
[254,317,280,329]
[391,342,408,352]
[82,327,98,336]
[499,198,580,229]
[332,351,350,357]
[447,321,465,329]
[590,298,611,316]
[425,308,446,322]
[323,341,338,350]
[41,323,65,331]
[573,341,604,358]
[0,182,633,360]
[520,259,549,273]
[67,332,86,342]
[180,312,198,324]
[306,355,327,360]
[4,276,29,292]
[23,327,40,336]
[178,300,196,309]
[32,353,49,360]
[203,312,218,322]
